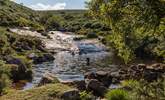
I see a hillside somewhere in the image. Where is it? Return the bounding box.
[0,0,43,31]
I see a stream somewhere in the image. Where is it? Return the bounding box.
[10,29,113,90]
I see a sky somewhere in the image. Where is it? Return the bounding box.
[14,0,87,10]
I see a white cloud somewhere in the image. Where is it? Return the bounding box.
[30,3,66,10]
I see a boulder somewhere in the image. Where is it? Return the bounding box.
[72,80,86,91]
[84,72,97,79]
[85,71,112,88]
[61,89,80,100]
[86,79,107,97]
[38,72,59,86]
[96,71,112,87]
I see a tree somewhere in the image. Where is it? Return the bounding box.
[87,0,165,63]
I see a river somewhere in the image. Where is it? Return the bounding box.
[10,29,113,89]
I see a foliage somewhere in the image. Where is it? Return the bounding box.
[128,79,165,100]
[0,60,11,94]
[121,80,139,90]
[87,0,165,63]
[80,91,94,100]
[105,89,130,100]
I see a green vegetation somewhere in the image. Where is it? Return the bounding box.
[0,83,73,100]
[0,60,11,95]
[80,91,94,100]
[87,0,165,63]
[105,89,130,100]
[39,10,111,35]
[0,0,44,31]
[121,79,165,100]
[0,27,47,93]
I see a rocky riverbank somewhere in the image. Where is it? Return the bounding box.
[38,63,165,97]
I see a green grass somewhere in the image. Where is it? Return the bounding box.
[105,89,130,100]
[0,83,73,100]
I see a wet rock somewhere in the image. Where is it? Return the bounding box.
[61,89,80,100]
[38,72,59,86]
[33,53,55,64]
[86,79,107,97]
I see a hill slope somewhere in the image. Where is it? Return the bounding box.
[0,0,43,30]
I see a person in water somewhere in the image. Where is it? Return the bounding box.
[86,58,90,66]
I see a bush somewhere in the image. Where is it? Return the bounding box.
[105,89,130,100]
[121,80,139,90]
[16,17,30,27]
[128,79,165,100]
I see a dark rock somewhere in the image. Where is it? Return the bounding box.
[84,72,96,79]
[43,53,55,61]
[33,53,55,64]
[96,71,112,87]
[143,71,159,82]
[38,72,59,86]
[73,80,86,91]
[86,79,107,97]
[61,89,80,100]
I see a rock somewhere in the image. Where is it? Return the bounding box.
[43,53,55,61]
[86,79,107,97]
[5,56,32,80]
[33,53,55,64]
[38,72,59,86]
[143,71,159,82]
[73,80,86,91]
[137,64,146,69]
[150,63,165,72]
[61,89,80,100]
[96,71,112,87]
[84,72,96,79]
[27,53,37,59]
[61,80,86,91]
[96,71,108,77]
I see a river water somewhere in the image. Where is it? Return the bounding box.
[10,30,113,89]
[32,41,112,85]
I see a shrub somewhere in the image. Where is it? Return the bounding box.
[16,17,30,27]
[121,80,139,90]
[105,89,130,100]
[128,79,165,100]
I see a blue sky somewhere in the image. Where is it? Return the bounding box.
[14,0,87,10]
